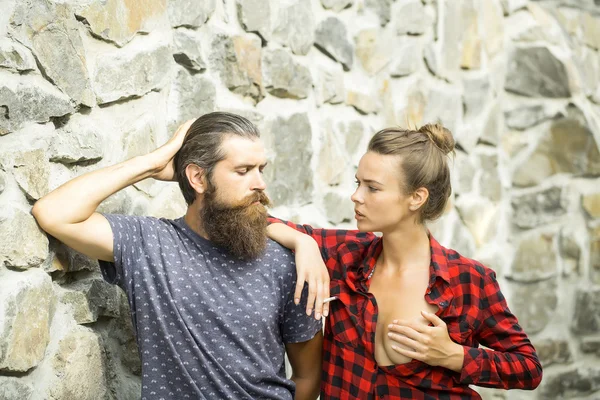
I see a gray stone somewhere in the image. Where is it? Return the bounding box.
[167,68,216,133]
[480,102,503,146]
[572,287,600,335]
[581,337,600,355]
[318,120,349,186]
[355,28,392,75]
[61,279,121,324]
[510,186,567,229]
[315,62,345,105]
[97,189,134,215]
[53,242,100,273]
[0,70,74,135]
[76,0,166,47]
[365,0,393,26]
[11,2,95,106]
[478,152,501,201]
[389,37,421,77]
[539,367,600,400]
[323,192,354,224]
[451,150,475,194]
[346,85,379,114]
[393,0,429,35]
[92,38,172,104]
[98,290,141,379]
[583,193,600,219]
[209,33,264,104]
[50,120,103,165]
[337,119,365,156]
[315,17,354,71]
[509,231,557,282]
[0,376,34,400]
[481,0,504,59]
[559,228,581,275]
[0,268,54,372]
[0,37,36,72]
[237,0,272,40]
[512,105,600,187]
[272,0,315,56]
[0,169,6,195]
[423,84,462,134]
[266,113,313,206]
[589,225,600,285]
[582,12,600,50]
[576,45,600,101]
[463,73,491,121]
[454,197,498,246]
[500,0,527,15]
[535,338,572,367]
[509,278,557,334]
[262,48,312,99]
[172,28,206,72]
[321,0,353,12]
[48,327,110,400]
[168,0,215,28]
[12,149,50,201]
[505,46,571,98]
[504,104,554,130]
[0,206,49,269]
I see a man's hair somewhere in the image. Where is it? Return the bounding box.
[174,112,260,205]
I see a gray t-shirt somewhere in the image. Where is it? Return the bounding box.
[99,214,322,400]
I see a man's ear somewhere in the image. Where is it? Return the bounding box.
[185,164,207,194]
[409,187,429,211]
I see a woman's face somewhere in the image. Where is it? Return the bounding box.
[351,151,414,233]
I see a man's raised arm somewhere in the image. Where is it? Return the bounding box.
[31,120,195,262]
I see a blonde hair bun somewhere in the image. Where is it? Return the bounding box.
[418,123,455,155]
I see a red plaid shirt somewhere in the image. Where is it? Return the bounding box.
[269,217,542,399]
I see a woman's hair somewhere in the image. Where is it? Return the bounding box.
[174,112,260,205]
[367,123,455,223]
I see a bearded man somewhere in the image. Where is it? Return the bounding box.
[32,112,325,400]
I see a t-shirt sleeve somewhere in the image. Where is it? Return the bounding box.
[281,277,323,344]
[98,213,146,287]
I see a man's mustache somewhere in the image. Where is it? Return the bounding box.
[235,191,272,209]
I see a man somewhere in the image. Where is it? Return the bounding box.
[32,112,324,400]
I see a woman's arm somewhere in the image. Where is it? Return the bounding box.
[267,223,332,319]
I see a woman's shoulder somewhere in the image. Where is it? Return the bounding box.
[444,246,498,282]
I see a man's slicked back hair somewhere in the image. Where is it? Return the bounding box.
[174,112,260,205]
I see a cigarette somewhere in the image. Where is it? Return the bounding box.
[323,296,337,304]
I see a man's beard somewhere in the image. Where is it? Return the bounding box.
[200,188,272,260]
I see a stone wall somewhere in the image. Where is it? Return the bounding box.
[0,0,599,399]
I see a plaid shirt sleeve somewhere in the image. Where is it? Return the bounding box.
[267,216,375,276]
[457,269,543,390]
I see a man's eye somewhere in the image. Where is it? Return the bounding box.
[237,170,248,175]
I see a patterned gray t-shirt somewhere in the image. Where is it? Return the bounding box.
[99,214,322,400]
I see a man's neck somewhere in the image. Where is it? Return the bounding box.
[184,203,209,239]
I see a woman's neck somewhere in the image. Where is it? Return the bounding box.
[379,223,431,273]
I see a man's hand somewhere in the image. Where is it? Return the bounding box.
[150,119,195,181]
[293,236,331,320]
[387,311,465,372]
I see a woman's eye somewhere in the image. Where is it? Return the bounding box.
[368,187,378,192]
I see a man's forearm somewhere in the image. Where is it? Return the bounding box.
[291,375,320,400]
[32,156,156,227]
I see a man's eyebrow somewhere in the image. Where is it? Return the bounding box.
[355,175,383,185]
[234,162,269,169]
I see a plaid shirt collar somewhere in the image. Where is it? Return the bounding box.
[355,233,452,289]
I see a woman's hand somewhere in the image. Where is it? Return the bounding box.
[294,236,331,320]
[387,311,464,372]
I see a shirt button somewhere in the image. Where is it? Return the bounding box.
[439,301,448,307]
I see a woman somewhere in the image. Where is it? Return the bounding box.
[268,124,542,399]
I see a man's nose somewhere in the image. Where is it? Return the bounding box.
[252,171,266,191]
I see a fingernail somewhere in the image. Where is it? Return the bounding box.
[392,320,398,323]
[388,324,393,328]
[307,309,312,316]
[315,312,321,319]
[294,298,300,305]
[323,310,329,317]
[387,332,392,337]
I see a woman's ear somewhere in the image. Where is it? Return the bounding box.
[185,164,206,194]
[409,187,429,211]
